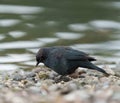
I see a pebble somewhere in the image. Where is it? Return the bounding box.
[0,67,119,103]
[12,74,26,81]
[26,72,36,78]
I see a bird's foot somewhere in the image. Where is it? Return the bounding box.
[69,72,79,78]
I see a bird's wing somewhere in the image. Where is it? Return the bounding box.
[44,48,68,75]
[64,48,96,61]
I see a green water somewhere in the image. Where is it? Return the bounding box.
[0,0,120,70]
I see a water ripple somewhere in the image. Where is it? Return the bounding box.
[68,23,89,31]
[0,19,21,27]
[55,32,84,40]
[0,34,5,40]
[8,31,26,38]
[37,38,59,43]
[0,64,18,71]
[89,20,120,30]
[72,40,120,50]
[0,41,44,49]
[0,4,44,14]
[0,54,33,63]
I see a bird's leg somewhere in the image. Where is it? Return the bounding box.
[69,72,80,78]
[69,70,80,78]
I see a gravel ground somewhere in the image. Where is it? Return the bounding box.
[0,66,120,103]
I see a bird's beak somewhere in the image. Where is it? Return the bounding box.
[35,62,39,67]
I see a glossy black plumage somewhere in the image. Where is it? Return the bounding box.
[36,46,109,76]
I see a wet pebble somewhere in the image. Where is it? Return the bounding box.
[12,74,26,81]
[28,86,41,93]
[37,71,49,79]
[79,75,85,78]
[48,71,58,79]
[54,76,71,83]
[0,67,120,103]
[26,72,36,78]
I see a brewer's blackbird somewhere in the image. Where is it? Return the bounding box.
[36,46,109,76]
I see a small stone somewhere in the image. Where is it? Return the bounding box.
[60,81,65,84]
[18,82,25,88]
[38,71,48,79]
[104,66,115,75]
[99,77,109,82]
[112,91,120,100]
[26,72,36,78]
[21,80,28,85]
[48,71,58,79]
[80,82,86,86]
[12,74,26,81]
[79,75,85,78]
[29,86,41,93]
[54,76,71,83]
[60,87,71,95]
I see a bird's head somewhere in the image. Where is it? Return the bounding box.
[35,48,48,67]
[36,49,44,67]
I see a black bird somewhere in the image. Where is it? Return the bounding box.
[36,46,109,76]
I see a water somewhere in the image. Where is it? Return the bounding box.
[0,0,120,71]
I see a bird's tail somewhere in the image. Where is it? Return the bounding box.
[83,62,110,76]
